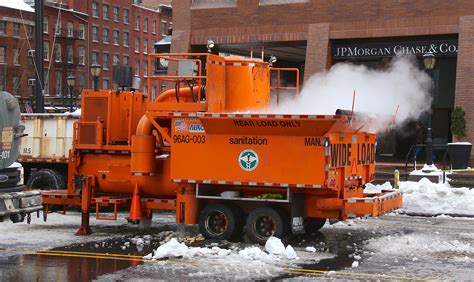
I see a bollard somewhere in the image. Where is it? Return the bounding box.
[394,169,400,189]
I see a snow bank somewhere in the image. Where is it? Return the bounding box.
[365,178,474,216]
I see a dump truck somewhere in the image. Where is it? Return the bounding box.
[0,91,43,223]
[18,113,79,191]
[42,53,402,244]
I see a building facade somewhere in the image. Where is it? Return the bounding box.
[171,0,474,159]
[0,4,36,110]
[1,0,172,111]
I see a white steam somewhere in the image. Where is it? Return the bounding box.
[270,55,432,132]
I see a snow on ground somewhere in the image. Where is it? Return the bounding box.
[364,178,474,216]
[97,236,334,280]
[0,211,175,255]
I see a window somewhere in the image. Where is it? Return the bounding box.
[151,20,156,34]
[151,86,156,100]
[78,24,85,39]
[144,84,148,95]
[27,25,33,38]
[123,8,129,24]
[0,22,6,35]
[92,51,99,64]
[43,16,48,33]
[92,2,99,17]
[67,45,73,63]
[143,17,148,32]
[103,53,109,69]
[103,78,109,89]
[78,72,84,91]
[54,43,61,62]
[123,32,129,47]
[55,70,62,96]
[161,21,167,36]
[43,42,49,61]
[66,22,73,37]
[103,28,109,43]
[113,54,119,66]
[103,4,109,20]
[54,18,61,35]
[123,55,129,66]
[143,38,148,54]
[78,46,85,65]
[113,6,119,22]
[135,16,139,30]
[143,60,148,77]
[44,68,49,95]
[113,30,119,45]
[13,23,20,37]
[13,77,19,96]
[135,60,140,76]
[134,37,140,53]
[92,26,98,42]
[0,47,6,64]
[14,49,20,65]
[78,24,86,39]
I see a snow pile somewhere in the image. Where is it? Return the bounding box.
[364,178,474,216]
[364,181,394,194]
[146,237,299,261]
[400,178,474,216]
[0,0,34,12]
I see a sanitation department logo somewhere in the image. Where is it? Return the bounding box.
[238,149,259,172]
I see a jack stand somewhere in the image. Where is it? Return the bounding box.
[76,178,93,236]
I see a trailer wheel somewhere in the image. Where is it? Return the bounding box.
[27,169,66,190]
[199,204,239,240]
[246,207,285,245]
[305,218,327,233]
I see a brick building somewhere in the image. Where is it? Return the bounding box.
[171,0,474,159]
[2,0,172,110]
[0,3,35,109]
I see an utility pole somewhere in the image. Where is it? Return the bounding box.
[34,0,44,113]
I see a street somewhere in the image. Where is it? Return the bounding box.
[0,212,472,281]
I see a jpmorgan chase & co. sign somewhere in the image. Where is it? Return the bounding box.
[332,40,458,59]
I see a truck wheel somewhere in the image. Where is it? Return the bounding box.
[199,204,239,240]
[246,207,286,245]
[27,169,66,190]
[305,218,327,233]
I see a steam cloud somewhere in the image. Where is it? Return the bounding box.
[269,55,432,133]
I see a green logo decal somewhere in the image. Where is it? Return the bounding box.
[238,149,259,172]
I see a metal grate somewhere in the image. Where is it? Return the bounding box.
[83,96,108,123]
[79,123,97,145]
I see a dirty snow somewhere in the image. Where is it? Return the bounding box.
[364,178,474,216]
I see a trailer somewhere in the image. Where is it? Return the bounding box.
[41,53,402,244]
[18,113,79,191]
[0,91,43,223]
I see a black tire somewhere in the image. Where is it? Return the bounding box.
[27,169,66,190]
[10,213,24,223]
[305,218,327,233]
[199,204,239,240]
[246,207,286,245]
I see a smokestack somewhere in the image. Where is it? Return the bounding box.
[34,0,44,113]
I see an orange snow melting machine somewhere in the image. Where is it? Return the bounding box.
[41,53,402,241]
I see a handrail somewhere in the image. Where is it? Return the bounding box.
[270,67,300,105]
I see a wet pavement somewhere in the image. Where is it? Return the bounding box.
[1,214,473,281]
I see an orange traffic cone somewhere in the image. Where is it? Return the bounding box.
[128,183,143,222]
[351,158,357,176]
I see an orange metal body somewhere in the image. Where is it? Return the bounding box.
[41,53,402,233]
